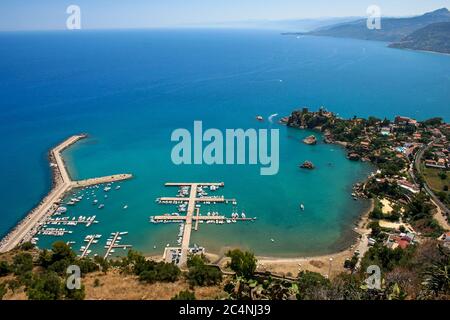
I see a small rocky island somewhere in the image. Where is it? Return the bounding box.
[303,135,317,145]
[300,161,315,169]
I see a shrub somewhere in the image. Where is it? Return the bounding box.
[20,242,35,251]
[172,290,196,300]
[27,272,62,300]
[0,261,11,277]
[0,283,6,300]
[77,258,100,274]
[186,256,222,287]
[296,271,331,300]
[12,252,33,276]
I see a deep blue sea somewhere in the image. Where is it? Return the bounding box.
[0,29,449,257]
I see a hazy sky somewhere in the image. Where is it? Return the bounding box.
[1,0,449,31]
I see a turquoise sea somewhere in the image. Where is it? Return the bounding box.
[0,29,449,257]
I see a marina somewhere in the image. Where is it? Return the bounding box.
[0,135,133,253]
[44,215,99,227]
[79,234,102,258]
[150,182,256,267]
[104,232,132,259]
[37,228,73,236]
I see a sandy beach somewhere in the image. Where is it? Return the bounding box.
[195,199,374,279]
[254,199,374,278]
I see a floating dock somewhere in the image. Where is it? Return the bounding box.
[151,182,255,267]
[103,232,132,259]
[79,234,101,258]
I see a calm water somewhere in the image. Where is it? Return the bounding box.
[0,29,449,257]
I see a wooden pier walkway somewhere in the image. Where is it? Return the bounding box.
[152,182,253,267]
[103,232,132,259]
[79,235,100,258]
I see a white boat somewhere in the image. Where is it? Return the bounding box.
[56,207,67,214]
[115,186,121,190]
[123,205,128,209]
[98,204,105,209]
[300,204,305,211]
[104,187,111,192]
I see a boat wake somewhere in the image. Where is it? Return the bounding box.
[268,113,278,123]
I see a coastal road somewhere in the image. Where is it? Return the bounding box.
[412,139,450,225]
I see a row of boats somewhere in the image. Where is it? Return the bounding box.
[45,215,98,227]
[80,232,131,258]
[38,227,73,236]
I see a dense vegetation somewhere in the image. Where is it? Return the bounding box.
[223,244,449,300]
[186,255,222,286]
[0,241,96,300]
[1,242,449,300]
[389,22,450,54]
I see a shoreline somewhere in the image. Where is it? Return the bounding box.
[254,198,373,277]
[0,134,133,253]
[217,125,375,276]
[0,134,87,252]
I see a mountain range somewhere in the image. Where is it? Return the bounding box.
[284,8,450,54]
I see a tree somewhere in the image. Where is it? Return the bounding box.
[172,290,196,300]
[131,254,181,284]
[186,256,222,287]
[0,260,11,277]
[296,271,331,300]
[405,193,433,221]
[94,256,110,274]
[12,252,33,276]
[423,117,443,127]
[0,283,6,300]
[344,253,359,271]
[51,241,76,263]
[64,283,86,300]
[369,206,383,220]
[421,246,450,297]
[27,272,62,300]
[20,242,35,251]
[77,258,100,274]
[368,221,382,238]
[45,242,77,275]
[226,249,257,279]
